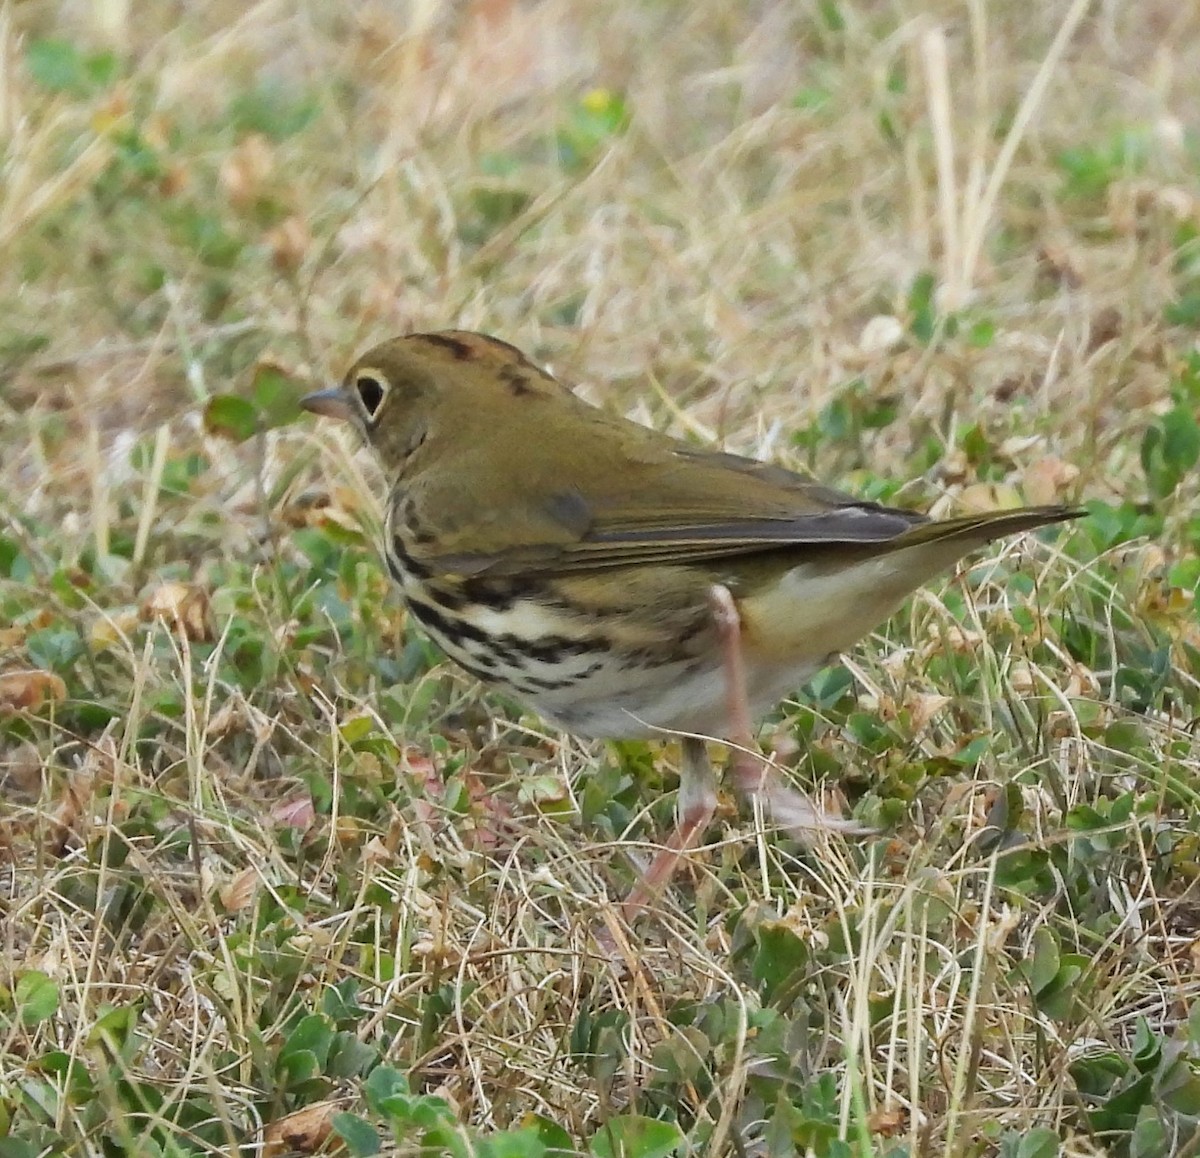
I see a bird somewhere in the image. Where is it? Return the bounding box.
[301,330,1082,912]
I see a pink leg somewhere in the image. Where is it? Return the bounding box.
[708,584,870,837]
[622,736,716,919]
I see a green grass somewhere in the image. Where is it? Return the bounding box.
[2,2,1200,1155]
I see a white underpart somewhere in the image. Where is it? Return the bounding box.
[406,536,974,743]
[465,601,594,643]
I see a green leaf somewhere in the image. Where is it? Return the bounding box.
[557,89,630,171]
[649,1026,710,1085]
[1162,405,1200,470]
[278,1013,334,1085]
[340,715,376,745]
[817,0,845,31]
[0,1137,42,1158]
[792,86,830,111]
[170,205,243,268]
[25,625,84,672]
[27,1050,94,1103]
[1141,400,1200,497]
[229,79,319,139]
[87,1002,140,1056]
[998,1127,1059,1158]
[332,1112,382,1157]
[1165,292,1200,327]
[752,919,810,1003]
[478,1128,549,1158]
[1159,1050,1200,1116]
[0,532,22,577]
[251,363,305,428]
[520,1112,575,1156]
[1058,132,1147,202]
[1024,927,1060,996]
[27,37,79,89]
[907,271,937,344]
[203,365,306,443]
[1034,955,1087,1020]
[950,734,990,767]
[1129,1105,1168,1158]
[1132,1018,1163,1074]
[204,394,259,442]
[589,1116,683,1158]
[323,978,367,1025]
[327,1031,379,1079]
[15,971,59,1025]
[25,38,118,95]
[966,317,996,347]
[363,1063,411,1114]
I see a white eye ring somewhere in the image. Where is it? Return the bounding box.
[355,370,388,418]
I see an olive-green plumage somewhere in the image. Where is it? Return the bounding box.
[303,330,1082,898]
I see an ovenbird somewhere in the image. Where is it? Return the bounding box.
[302,331,1081,908]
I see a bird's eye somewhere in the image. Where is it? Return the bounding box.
[355,372,387,418]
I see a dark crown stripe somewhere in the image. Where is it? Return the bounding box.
[417,333,475,359]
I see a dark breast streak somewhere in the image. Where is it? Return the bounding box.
[384,510,721,730]
[385,531,616,698]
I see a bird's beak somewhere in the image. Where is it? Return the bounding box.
[300,387,354,421]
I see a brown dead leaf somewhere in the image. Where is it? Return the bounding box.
[993,375,1026,403]
[206,697,244,739]
[1064,662,1100,698]
[159,162,190,198]
[271,794,316,830]
[363,835,392,866]
[1009,661,1037,695]
[868,1104,907,1136]
[263,1099,339,1156]
[220,133,275,208]
[0,625,25,650]
[917,625,984,661]
[268,215,311,274]
[406,748,447,831]
[279,490,330,529]
[935,448,970,486]
[0,670,67,714]
[1037,241,1083,287]
[1023,456,1080,506]
[278,485,373,536]
[89,607,140,650]
[334,816,362,847]
[81,732,120,787]
[1110,179,1198,236]
[956,481,1026,513]
[46,771,95,856]
[1087,306,1123,353]
[858,690,895,719]
[141,582,212,642]
[91,86,132,134]
[1142,581,1193,621]
[1,740,44,799]
[905,691,951,733]
[219,867,259,913]
[856,314,905,358]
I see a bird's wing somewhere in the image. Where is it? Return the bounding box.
[393,439,928,577]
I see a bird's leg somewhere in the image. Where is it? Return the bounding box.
[622,735,716,919]
[709,584,868,837]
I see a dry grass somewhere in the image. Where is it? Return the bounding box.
[2,1,1200,1155]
